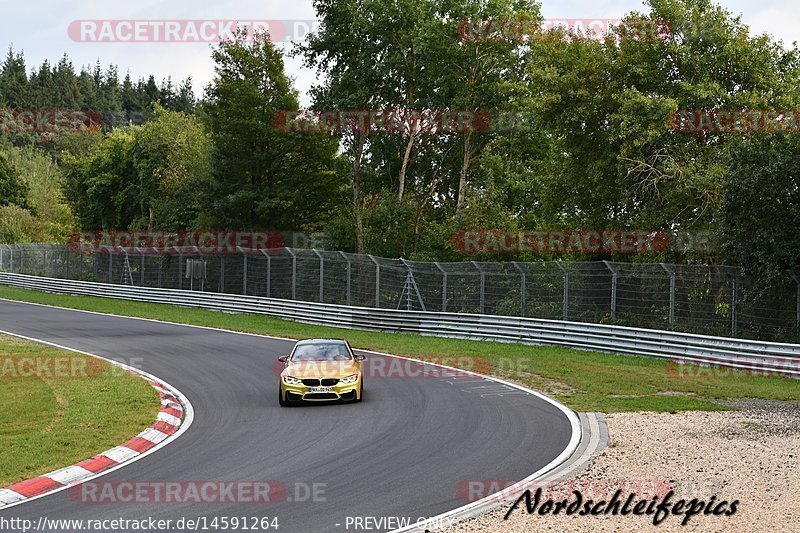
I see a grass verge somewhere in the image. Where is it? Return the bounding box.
[0,285,798,414]
[0,333,160,487]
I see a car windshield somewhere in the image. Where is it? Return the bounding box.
[291,342,352,362]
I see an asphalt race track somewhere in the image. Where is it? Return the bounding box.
[0,299,575,533]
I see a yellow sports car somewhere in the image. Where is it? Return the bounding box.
[278,339,365,406]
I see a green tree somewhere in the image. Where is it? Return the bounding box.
[63,107,213,231]
[62,128,138,229]
[721,135,800,280]
[3,146,76,241]
[52,55,83,108]
[0,205,40,243]
[518,0,799,260]
[0,47,30,108]
[131,105,213,229]
[0,151,29,209]
[299,0,536,253]
[298,0,393,252]
[203,30,342,230]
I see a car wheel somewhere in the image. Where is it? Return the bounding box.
[279,387,288,407]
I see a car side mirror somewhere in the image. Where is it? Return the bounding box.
[354,354,366,361]
[277,355,290,363]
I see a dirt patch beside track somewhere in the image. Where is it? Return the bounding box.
[448,400,800,532]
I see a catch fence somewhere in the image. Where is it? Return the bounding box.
[1,243,798,342]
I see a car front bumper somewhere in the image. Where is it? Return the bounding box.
[281,378,361,402]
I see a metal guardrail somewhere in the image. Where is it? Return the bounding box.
[1,272,798,378]
[4,243,800,343]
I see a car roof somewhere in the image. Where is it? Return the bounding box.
[295,338,347,345]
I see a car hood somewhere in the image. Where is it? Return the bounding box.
[282,361,359,379]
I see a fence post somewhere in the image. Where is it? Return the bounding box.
[241,248,248,295]
[65,244,71,279]
[178,250,184,290]
[512,262,526,317]
[434,262,446,312]
[220,255,225,293]
[791,271,800,331]
[313,249,324,302]
[368,254,380,308]
[137,247,145,286]
[729,269,738,337]
[555,261,569,320]
[82,246,87,278]
[603,260,617,320]
[157,254,162,288]
[660,263,676,326]
[286,248,297,300]
[108,249,113,283]
[261,249,272,298]
[338,251,351,306]
[80,246,88,279]
[471,261,485,314]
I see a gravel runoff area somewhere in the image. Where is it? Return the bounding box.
[445,400,800,533]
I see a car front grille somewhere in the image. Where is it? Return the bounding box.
[304,393,338,400]
[302,378,340,386]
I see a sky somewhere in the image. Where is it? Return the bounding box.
[1,0,799,106]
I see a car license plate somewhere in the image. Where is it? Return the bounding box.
[308,386,333,393]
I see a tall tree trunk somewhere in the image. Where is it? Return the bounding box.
[398,134,414,201]
[399,53,417,202]
[456,132,472,212]
[352,133,365,254]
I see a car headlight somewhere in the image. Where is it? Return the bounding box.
[283,375,303,385]
[340,374,359,384]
